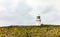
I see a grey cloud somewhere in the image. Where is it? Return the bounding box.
[6,1,33,25]
[36,6,54,14]
[0,0,33,25]
[0,0,60,26]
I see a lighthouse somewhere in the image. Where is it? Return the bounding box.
[36,16,41,25]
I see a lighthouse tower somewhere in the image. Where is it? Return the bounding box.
[36,16,41,25]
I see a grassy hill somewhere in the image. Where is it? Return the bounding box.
[0,25,60,37]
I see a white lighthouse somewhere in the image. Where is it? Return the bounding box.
[36,16,41,25]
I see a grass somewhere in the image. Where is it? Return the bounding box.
[0,25,60,37]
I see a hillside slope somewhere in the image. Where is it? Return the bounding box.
[0,25,60,37]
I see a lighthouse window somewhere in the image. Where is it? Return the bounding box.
[37,16,40,19]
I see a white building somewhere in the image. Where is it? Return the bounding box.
[36,16,42,26]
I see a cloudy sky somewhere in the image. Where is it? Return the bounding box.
[0,0,60,26]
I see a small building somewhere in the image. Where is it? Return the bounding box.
[36,16,42,26]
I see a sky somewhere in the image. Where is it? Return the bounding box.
[0,0,60,26]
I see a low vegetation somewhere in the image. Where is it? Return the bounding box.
[0,25,60,37]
